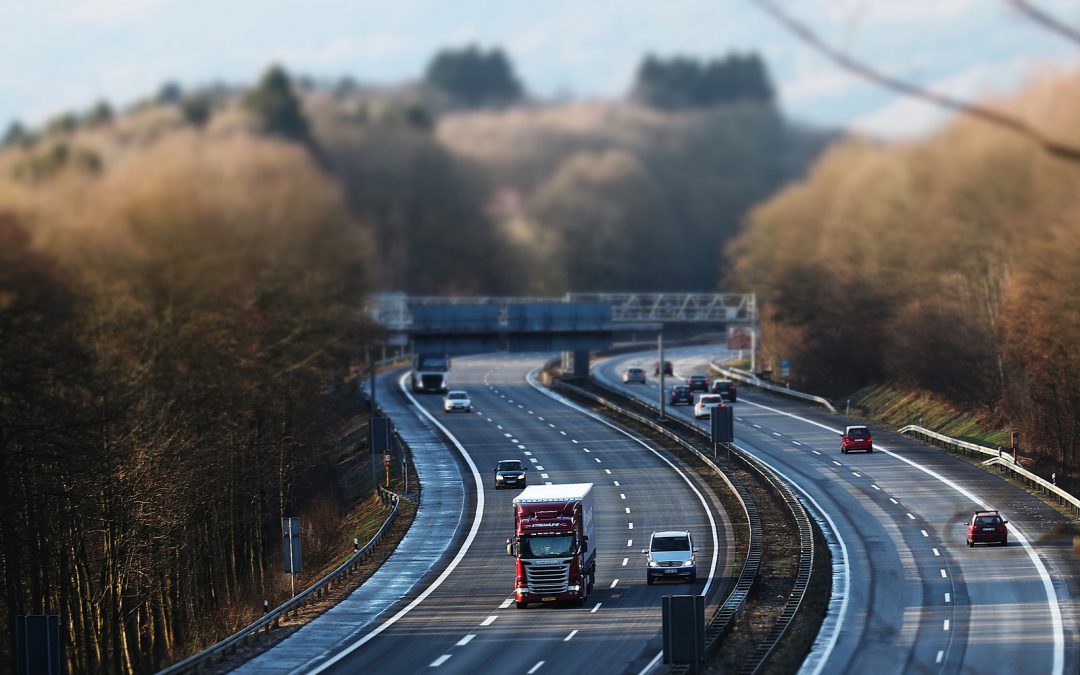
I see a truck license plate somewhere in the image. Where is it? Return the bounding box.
[543,596,557,602]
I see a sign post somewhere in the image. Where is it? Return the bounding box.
[711,405,734,459]
[282,517,301,597]
[658,334,666,421]
[384,449,392,488]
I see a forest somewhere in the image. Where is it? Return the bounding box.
[0,48,818,671]
[729,71,1080,491]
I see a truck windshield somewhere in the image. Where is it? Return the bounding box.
[418,356,448,370]
[520,535,575,558]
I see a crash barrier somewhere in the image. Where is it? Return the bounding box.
[553,377,815,674]
[159,396,409,674]
[899,425,1080,517]
[709,363,837,414]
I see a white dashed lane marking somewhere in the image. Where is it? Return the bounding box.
[564,630,578,642]
[591,603,602,613]
[457,634,476,646]
[430,655,451,667]
[481,616,497,626]
[527,662,544,674]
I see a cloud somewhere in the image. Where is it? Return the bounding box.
[63,0,173,26]
[780,68,866,105]
[851,56,1080,138]
[273,35,415,72]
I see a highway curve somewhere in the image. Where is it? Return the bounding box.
[239,353,738,674]
[596,345,1080,675]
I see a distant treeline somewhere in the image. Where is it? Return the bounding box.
[729,72,1080,489]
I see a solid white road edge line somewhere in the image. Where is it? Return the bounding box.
[525,368,721,675]
[307,372,487,674]
[739,396,1066,675]
[592,354,849,675]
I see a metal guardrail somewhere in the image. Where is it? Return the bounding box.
[550,379,763,667]
[158,487,400,674]
[553,375,816,673]
[158,400,409,675]
[709,363,838,414]
[899,425,1080,516]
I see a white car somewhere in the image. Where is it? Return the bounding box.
[693,394,725,419]
[443,390,472,413]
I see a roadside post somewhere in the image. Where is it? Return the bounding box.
[383,449,391,488]
[282,517,301,597]
[711,405,734,459]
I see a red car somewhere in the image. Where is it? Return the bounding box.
[686,375,710,392]
[966,510,1008,547]
[841,426,873,453]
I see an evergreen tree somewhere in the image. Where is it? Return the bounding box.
[425,45,524,107]
[244,65,311,144]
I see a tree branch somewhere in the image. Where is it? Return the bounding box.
[751,0,1080,162]
[1006,0,1080,49]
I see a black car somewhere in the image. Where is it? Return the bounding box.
[493,459,528,490]
[686,374,710,392]
[709,379,737,402]
[669,384,693,405]
[654,361,674,376]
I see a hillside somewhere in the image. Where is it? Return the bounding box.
[729,69,1080,488]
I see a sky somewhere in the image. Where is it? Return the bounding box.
[3,0,1080,138]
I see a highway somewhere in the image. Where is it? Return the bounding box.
[596,345,1080,675]
[241,353,736,674]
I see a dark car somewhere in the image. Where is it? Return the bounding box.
[653,360,674,376]
[966,510,1008,547]
[686,374,710,392]
[493,459,528,490]
[841,426,873,454]
[669,384,693,406]
[623,367,647,384]
[709,379,737,402]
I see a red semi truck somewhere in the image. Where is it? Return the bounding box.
[507,483,596,608]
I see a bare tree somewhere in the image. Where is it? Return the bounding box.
[751,0,1080,161]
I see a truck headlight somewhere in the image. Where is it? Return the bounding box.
[567,585,580,592]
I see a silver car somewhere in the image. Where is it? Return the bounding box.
[443,390,472,413]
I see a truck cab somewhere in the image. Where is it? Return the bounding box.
[410,353,450,393]
[508,484,596,608]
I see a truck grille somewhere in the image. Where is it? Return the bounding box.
[421,375,444,389]
[524,562,570,593]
